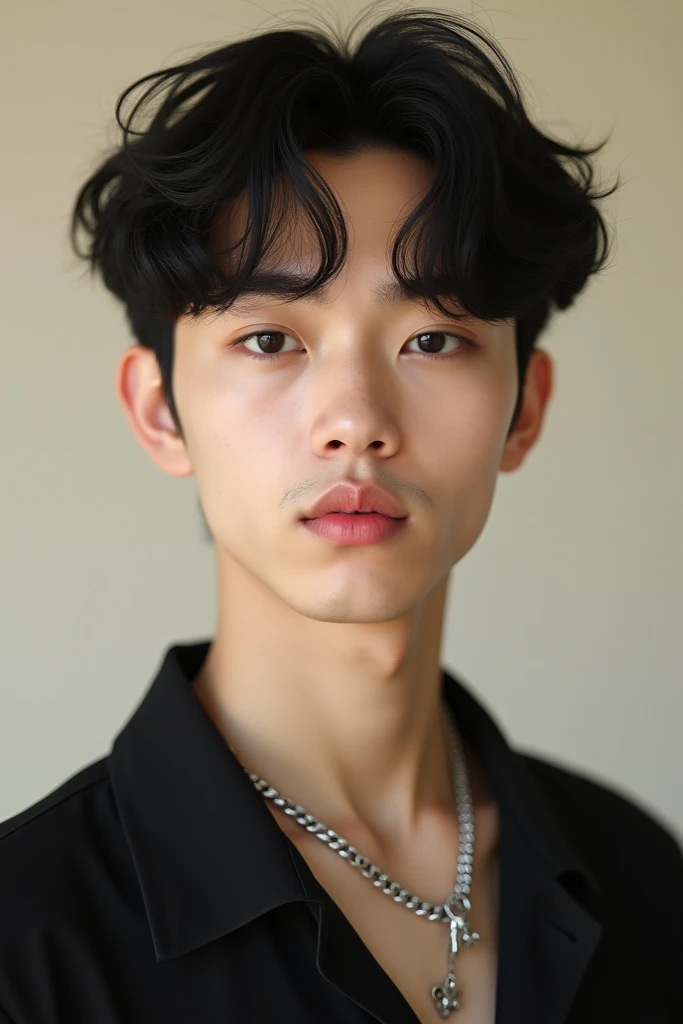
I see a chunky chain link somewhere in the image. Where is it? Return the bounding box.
[243,701,475,926]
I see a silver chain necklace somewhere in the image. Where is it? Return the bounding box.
[243,703,480,1018]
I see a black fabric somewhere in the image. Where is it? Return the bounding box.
[0,638,680,1023]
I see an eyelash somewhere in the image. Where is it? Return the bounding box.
[230,329,477,363]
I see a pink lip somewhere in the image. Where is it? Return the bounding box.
[301,512,407,546]
[302,481,408,520]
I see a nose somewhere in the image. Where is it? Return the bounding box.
[308,358,401,460]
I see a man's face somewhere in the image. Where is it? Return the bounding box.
[171,147,521,623]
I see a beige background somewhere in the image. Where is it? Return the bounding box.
[1,1,681,842]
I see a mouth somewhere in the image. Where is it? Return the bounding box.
[300,509,408,545]
[301,511,405,520]
[301,482,409,521]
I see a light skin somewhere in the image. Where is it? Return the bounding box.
[115,146,553,871]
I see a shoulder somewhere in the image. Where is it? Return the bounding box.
[0,757,143,1015]
[520,748,683,886]
[0,757,110,845]
[0,757,118,937]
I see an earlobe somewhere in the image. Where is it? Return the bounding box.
[115,345,194,479]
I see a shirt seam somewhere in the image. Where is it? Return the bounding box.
[0,765,109,845]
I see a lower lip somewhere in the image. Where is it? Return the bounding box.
[301,513,408,545]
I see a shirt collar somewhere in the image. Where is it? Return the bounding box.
[108,637,601,965]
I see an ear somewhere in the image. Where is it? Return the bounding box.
[115,345,194,478]
[499,348,554,472]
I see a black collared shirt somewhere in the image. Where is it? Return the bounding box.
[0,638,681,1023]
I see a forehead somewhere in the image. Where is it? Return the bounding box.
[225,271,469,318]
[205,147,435,270]
[185,250,458,335]
[197,149,508,327]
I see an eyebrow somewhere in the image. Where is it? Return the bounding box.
[228,270,460,313]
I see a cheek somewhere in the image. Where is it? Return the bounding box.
[188,388,291,528]
[432,369,512,475]
[428,374,513,554]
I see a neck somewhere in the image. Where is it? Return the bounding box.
[192,565,476,849]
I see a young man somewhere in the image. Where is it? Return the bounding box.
[1,6,680,1024]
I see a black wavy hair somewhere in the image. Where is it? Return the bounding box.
[69,2,621,444]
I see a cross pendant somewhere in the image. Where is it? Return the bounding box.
[431,971,460,1018]
[430,907,480,1017]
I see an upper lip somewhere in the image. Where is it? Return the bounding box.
[301,482,409,520]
